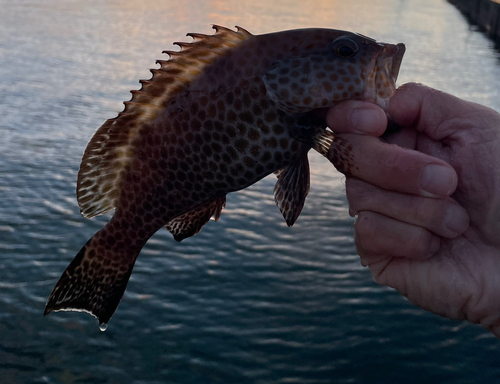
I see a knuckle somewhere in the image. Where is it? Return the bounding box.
[346,178,369,210]
[410,197,447,224]
[370,258,393,285]
[382,145,404,170]
[354,238,366,260]
[354,212,377,252]
[407,198,426,223]
[406,227,437,258]
[411,197,455,238]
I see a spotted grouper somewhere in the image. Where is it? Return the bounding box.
[44,25,405,327]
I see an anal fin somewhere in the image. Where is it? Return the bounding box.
[274,151,310,227]
[166,196,226,241]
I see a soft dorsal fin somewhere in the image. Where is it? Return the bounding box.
[274,151,310,227]
[166,196,226,242]
[77,26,252,218]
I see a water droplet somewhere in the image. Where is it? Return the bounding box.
[99,323,108,332]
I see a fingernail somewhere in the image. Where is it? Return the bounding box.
[444,204,469,236]
[421,165,457,197]
[351,108,384,134]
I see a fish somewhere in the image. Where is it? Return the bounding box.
[44,25,405,327]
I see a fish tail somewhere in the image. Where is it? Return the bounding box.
[44,227,141,326]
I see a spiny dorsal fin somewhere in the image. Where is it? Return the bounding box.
[77,26,252,218]
[274,151,310,227]
[166,196,226,242]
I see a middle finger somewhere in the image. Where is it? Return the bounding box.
[347,177,469,238]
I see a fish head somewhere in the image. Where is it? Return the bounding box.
[261,29,405,114]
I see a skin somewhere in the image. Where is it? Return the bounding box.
[326,82,500,337]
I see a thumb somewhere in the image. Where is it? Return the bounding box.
[388,82,492,141]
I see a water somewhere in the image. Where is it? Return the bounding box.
[1,0,500,383]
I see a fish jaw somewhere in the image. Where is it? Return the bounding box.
[362,42,405,111]
[387,43,405,83]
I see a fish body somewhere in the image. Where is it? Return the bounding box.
[45,26,405,326]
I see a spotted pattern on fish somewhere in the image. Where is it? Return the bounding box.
[45,25,405,326]
[263,53,369,113]
[77,26,252,218]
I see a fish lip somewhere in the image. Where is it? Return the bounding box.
[361,42,406,110]
[388,43,405,82]
[378,42,406,82]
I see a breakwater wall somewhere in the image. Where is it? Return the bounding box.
[448,0,500,43]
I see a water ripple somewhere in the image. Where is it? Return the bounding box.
[2,0,500,383]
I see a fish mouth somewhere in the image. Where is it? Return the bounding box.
[382,42,405,83]
[362,42,405,110]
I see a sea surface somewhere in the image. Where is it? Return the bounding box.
[1,0,500,383]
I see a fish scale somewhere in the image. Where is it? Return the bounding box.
[44,25,405,326]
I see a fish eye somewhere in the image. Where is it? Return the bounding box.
[332,38,358,59]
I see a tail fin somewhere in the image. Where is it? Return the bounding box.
[44,234,140,326]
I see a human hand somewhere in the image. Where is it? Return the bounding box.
[326,82,500,337]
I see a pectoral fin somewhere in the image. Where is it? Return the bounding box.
[309,128,355,175]
[274,151,310,227]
